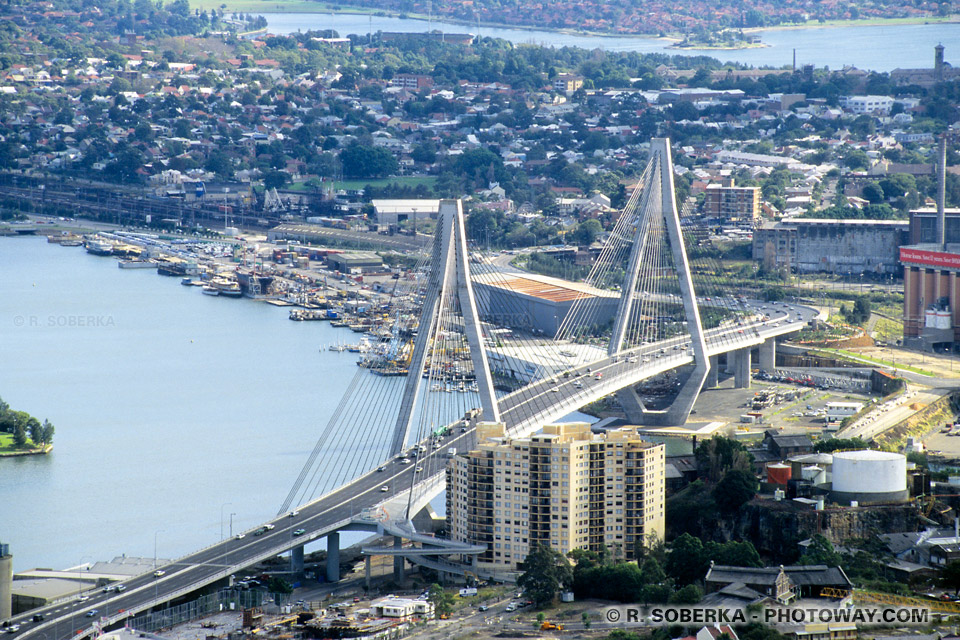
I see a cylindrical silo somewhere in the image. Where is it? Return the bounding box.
[767,463,792,485]
[830,450,908,504]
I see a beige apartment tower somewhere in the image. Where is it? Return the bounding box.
[446,422,665,572]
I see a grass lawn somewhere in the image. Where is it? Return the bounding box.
[815,348,936,377]
[0,432,43,454]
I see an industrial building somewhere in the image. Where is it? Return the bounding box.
[752,218,908,275]
[891,44,960,88]
[370,199,440,227]
[325,251,383,273]
[369,596,434,620]
[704,564,853,603]
[901,207,960,349]
[472,271,619,336]
[446,422,665,571]
[702,182,760,222]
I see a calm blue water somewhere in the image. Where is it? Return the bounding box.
[261,12,959,72]
[0,237,389,572]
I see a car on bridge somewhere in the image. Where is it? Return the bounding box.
[85,611,98,618]
[380,485,389,492]
[153,570,165,577]
[293,529,306,536]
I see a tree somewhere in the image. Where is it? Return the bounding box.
[40,419,55,445]
[518,545,572,608]
[861,182,885,204]
[814,437,868,453]
[340,143,397,179]
[267,576,293,594]
[800,534,842,567]
[665,533,705,586]
[28,419,42,445]
[573,219,603,245]
[263,170,288,190]
[763,286,786,302]
[12,421,26,447]
[427,583,454,617]
[669,584,702,604]
[941,560,960,594]
[713,469,758,513]
[582,612,591,629]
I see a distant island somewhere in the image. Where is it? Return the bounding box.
[0,397,55,457]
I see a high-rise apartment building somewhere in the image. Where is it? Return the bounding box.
[703,182,760,222]
[446,422,665,572]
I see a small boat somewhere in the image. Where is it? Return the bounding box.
[118,258,157,269]
[328,343,348,352]
[201,284,220,296]
[85,239,113,256]
[181,277,194,286]
[212,277,243,297]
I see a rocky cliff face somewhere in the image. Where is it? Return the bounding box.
[735,500,918,562]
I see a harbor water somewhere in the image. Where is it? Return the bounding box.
[261,13,959,73]
[0,237,395,572]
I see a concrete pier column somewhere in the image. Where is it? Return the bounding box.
[364,555,371,590]
[734,348,751,389]
[326,532,340,583]
[393,537,405,584]
[724,352,735,374]
[290,544,305,575]
[707,355,719,387]
[759,339,776,372]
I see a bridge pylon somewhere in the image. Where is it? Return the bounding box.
[610,138,709,425]
[389,199,500,456]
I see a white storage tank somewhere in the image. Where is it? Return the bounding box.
[831,450,908,504]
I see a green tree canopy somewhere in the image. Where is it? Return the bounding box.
[518,544,573,608]
[339,143,398,178]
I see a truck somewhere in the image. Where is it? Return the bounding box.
[541,622,565,631]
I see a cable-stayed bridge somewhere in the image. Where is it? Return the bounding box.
[13,139,817,640]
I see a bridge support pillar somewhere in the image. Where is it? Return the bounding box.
[290,544,305,575]
[326,532,340,583]
[724,352,735,374]
[759,339,776,372]
[393,537,405,584]
[734,348,751,389]
[365,554,371,590]
[707,355,719,388]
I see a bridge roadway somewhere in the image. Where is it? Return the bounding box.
[10,300,815,640]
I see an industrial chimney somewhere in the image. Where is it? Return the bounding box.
[938,134,947,249]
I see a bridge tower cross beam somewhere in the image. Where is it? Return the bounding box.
[614,138,710,426]
[389,199,499,456]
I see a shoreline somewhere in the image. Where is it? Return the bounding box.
[204,1,959,39]
[0,444,53,457]
[668,42,770,51]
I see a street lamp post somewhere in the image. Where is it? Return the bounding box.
[220,502,233,541]
[230,512,236,539]
[154,529,165,572]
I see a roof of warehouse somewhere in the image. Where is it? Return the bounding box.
[10,577,84,600]
[472,271,615,303]
[705,564,852,587]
